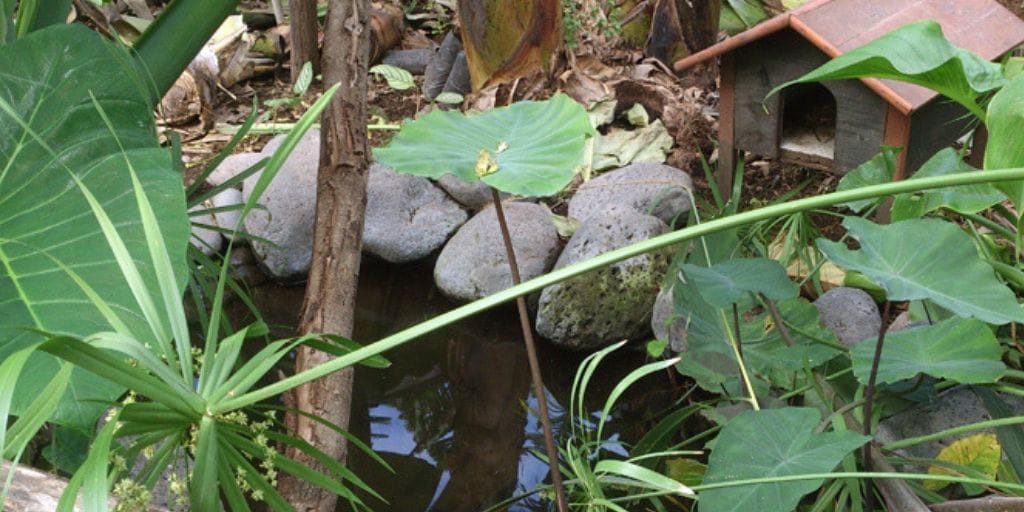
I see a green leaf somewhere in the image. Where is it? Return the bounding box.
[767,20,1004,119]
[3,363,71,459]
[835,147,898,213]
[594,459,694,496]
[984,73,1024,207]
[818,217,1024,325]
[0,0,14,43]
[722,0,767,30]
[60,407,120,512]
[673,268,840,392]
[434,91,465,105]
[699,408,870,512]
[41,425,90,474]
[294,61,314,95]
[369,63,414,90]
[681,258,798,307]
[190,416,219,511]
[757,298,843,377]
[891,149,1005,221]
[14,0,71,37]
[374,93,595,196]
[665,458,706,488]
[0,25,189,429]
[851,318,1005,385]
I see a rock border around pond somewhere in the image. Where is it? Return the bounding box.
[203,130,706,350]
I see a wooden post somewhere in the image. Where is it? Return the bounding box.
[717,53,738,200]
[278,0,369,510]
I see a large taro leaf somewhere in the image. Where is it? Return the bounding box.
[673,270,840,393]
[891,149,1005,221]
[817,217,1024,325]
[851,318,1005,385]
[373,93,595,197]
[984,73,1024,208]
[756,298,843,380]
[767,20,1005,119]
[0,25,189,431]
[835,147,898,214]
[699,407,870,512]
[680,258,797,307]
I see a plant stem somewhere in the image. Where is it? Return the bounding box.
[732,304,743,359]
[689,471,1024,494]
[862,300,892,510]
[215,122,401,135]
[761,295,795,347]
[883,415,1024,451]
[718,307,759,410]
[490,190,569,512]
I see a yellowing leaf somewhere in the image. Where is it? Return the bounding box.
[665,458,706,487]
[457,0,561,90]
[925,433,1000,492]
[475,148,498,177]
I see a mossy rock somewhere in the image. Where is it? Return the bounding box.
[536,205,671,350]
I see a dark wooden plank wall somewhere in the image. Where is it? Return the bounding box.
[732,30,888,173]
[906,99,974,174]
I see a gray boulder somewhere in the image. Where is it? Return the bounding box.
[434,202,559,302]
[364,164,467,263]
[569,163,693,226]
[536,205,670,350]
[437,174,509,210]
[651,286,687,353]
[877,386,1024,460]
[261,128,318,156]
[242,130,320,280]
[813,287,881,347]
[211,187,244,238]
[188,202,222,256]
[205,151,265,188]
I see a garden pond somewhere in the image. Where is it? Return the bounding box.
[237,255,680,511]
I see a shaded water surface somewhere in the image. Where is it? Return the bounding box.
[243,256,672,511]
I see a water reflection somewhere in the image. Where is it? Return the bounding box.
[235,255,668,511]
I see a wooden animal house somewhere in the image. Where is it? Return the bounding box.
[673,0,1024,194]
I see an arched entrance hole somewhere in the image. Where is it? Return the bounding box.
[779,82,836,170]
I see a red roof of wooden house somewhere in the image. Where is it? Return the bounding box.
[673,0,1024,113]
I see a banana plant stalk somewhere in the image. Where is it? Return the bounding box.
[490,188,569,512]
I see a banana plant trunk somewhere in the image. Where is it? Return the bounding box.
[278,0,370,509]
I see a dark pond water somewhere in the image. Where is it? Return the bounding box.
[240,255,677,511]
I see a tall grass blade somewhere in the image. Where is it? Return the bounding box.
[190,416,220,511]
[596,357,680,442]
[571,340,627,440]
[2,362,71,459]
[187,97,261,198]
[58,407,120,512]
[90,93,193,381]
[39,336,202,416]
[596,460,695,496]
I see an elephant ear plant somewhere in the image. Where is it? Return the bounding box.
[374,93,596,510]
[0,24,391,511]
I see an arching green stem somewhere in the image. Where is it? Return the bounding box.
[215,167,1024,413]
